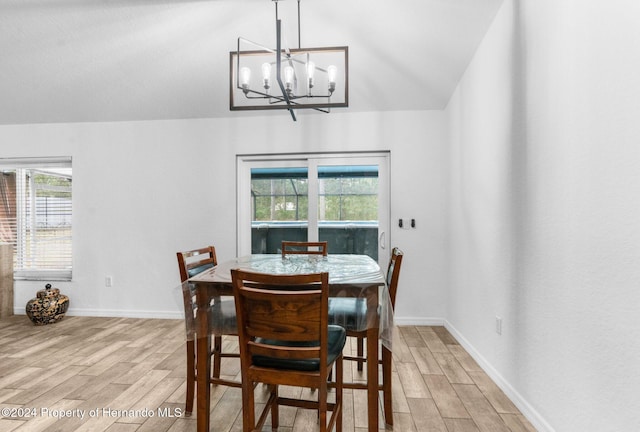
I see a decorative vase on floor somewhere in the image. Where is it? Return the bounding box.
[25,284,70,325]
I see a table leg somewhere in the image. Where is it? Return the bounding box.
[196,287,211,432]
[366,326,379,432]
[382,346,393,425]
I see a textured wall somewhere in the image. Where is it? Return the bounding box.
[446,0,640,430]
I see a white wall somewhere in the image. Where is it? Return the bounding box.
[1,110,449,324]
[446,1,640,431]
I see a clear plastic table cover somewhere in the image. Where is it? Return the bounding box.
[180,254,394,350]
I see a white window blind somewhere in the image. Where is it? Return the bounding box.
[0,157,72,281]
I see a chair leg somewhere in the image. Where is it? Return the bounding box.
[184,340,195,416]
[336,356,344,432]
[356,336,364,371]
[241,380,255,432]
[319,380,328,432]
[212,335,222,379]
[271,385,279,430]
[382,346,393,426]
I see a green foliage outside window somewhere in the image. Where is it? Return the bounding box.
[252,176,377,222]
[33,173,72,199]
[252,178,309,221]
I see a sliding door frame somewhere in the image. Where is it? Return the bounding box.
[236,151,390,266]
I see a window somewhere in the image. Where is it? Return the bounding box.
[250,166,379,222]
[251,167,309,222]
[317,165,379,222]
[249,164,381,260]
[0,157,72,281]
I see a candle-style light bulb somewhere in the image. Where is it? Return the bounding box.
[239,67,251,94]
[284,66,295,95]
[327,65,337,94]
[261,63,271,90]
[306,61,315,89]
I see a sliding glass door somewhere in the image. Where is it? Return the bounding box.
[237,153,389,266]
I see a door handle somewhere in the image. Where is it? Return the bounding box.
[379,231,386,249]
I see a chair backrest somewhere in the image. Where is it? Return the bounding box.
[177,246,217,340]
[231,269,330,366]
[177,246,218,282]
[281,241,328,258]
[386,247,404,308]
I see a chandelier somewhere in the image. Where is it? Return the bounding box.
[230,0,349,121]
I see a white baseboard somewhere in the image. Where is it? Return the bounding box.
[14,307,183,320]
[393,316,446,326]
[444,320,555,432]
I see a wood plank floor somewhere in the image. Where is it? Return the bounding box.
[0,315,536,432]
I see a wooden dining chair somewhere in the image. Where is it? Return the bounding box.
[231,269,345,432]
[328,247,404,426]
[177,246,240,417]
[281,240,328,257]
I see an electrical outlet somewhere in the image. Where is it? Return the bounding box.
[105,276,113,287]
[495,316,502,335]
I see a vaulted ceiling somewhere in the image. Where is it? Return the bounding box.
[0,0,504,125]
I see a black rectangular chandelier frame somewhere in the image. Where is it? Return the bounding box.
[230,6,349,121]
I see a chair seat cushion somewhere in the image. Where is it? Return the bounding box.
[328,297,368,331]
[253,325,346,372]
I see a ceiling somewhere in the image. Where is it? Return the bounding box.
[0,0,504,125]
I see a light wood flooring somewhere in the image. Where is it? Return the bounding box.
[0,315,536,432]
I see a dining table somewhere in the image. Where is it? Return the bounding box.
[185,253,393,432]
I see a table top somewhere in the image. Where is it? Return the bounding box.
[183,253,394,349]
[189,253,386,287]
